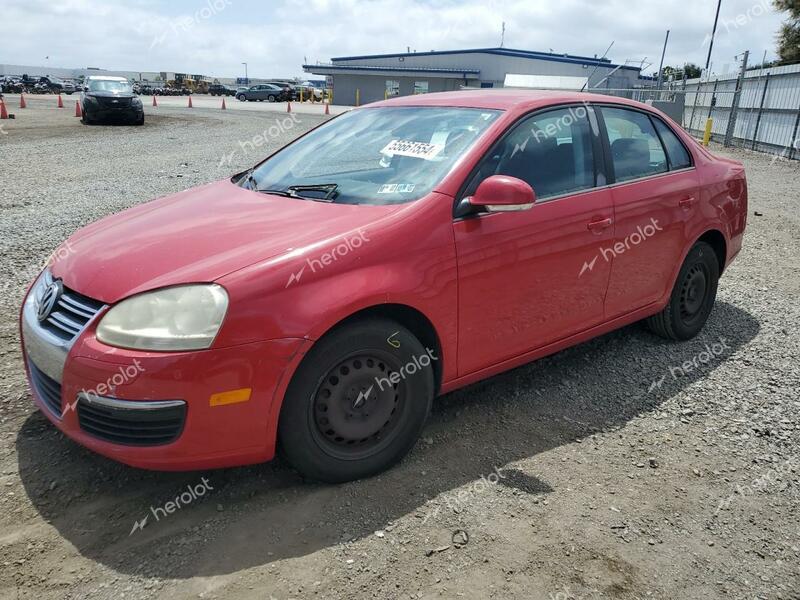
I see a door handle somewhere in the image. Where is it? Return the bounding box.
[587,217,613,232]
[679,197,697,209]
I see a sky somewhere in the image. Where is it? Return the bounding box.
[3,0,789,79]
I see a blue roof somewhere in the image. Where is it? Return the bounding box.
[302,64,480,75]
[330,47,640,71]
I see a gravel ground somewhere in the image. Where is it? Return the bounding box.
[0,102,799,600]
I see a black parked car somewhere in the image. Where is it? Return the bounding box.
[81,76,144,125]
[208,84,236,97]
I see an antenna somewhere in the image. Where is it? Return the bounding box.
[581,41,615,92]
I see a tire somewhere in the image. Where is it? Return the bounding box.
[237,94,246,102]
[267,95,276,103]
[278,318,435,483]
[134,114,144,126]
[646,241,719,341]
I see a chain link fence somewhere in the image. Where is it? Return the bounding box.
[579,57,800,162]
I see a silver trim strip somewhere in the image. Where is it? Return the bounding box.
[22,273,72,383]
[77,393,186,411]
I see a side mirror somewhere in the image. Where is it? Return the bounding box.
[468,175,536,212]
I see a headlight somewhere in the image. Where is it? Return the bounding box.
[96,284,228,351]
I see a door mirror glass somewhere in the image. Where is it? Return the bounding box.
[469,175,536,212]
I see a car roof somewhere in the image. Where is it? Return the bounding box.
[368,89,656,113]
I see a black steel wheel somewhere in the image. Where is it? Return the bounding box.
[279,318,435,482]
[647,241,720,340]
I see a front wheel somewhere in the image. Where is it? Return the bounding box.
[267,95,276,103]
[236,94,246,102]
[646,241,720,340]
[278,318,435,483]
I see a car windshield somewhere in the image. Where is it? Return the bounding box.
[246,106,501,205]
[88,80,132,93]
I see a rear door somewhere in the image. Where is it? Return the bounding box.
[597,106,700,318]
[453,105,615,376]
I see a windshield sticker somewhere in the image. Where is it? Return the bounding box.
[378,183,416,194]
[380,140,444,161]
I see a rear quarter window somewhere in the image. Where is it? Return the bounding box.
[653,118,693,170]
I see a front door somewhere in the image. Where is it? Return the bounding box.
[454,105,615,376]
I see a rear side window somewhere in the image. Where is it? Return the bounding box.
[653,118,692,170]
[601,107,668,183]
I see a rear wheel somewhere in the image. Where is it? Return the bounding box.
[278,318,435,483]
[267,95,276,102]
[236,93,246,102]
[646,241,719,340]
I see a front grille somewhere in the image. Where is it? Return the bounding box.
[77,397,186,446]
[28,360,63,417]
[40,286,104,342]
[97,96,132,108]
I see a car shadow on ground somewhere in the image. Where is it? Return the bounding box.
[16,301,759,578]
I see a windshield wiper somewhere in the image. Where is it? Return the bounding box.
[257,183,339,202]
[287,183,339,202]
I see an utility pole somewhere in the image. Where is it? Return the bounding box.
[500,22,506,48]
[705,0,723,71]
[656,30,670,89]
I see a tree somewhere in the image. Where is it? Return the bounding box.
[683,63,702,79]
[774,0,800,64]
[660,63,702,81]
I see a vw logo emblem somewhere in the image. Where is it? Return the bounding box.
[37,280,63,322]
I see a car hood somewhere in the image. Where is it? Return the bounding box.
[52,179,401,304]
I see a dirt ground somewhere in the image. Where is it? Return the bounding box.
[0,102,798,600]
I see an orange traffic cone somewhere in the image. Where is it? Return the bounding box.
[324,102,330,115]
[152,96,158,107]
[187,96,193,108]
[221,98,226,110]
[19,94,27,109]
[57,94,64,108]
[74,100,82,118]
[0,100,8,120]
[287,101,291,113]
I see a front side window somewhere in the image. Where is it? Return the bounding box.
[465,106,597,200]
[601,107,668,182]
[245,106,502,205]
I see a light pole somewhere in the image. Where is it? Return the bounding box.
[705,0,723,72]
[242,62,248,85]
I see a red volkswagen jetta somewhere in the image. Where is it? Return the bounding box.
[20,91,747,482]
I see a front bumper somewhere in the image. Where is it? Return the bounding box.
[84,102,143,121]
[20,275,304,470]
